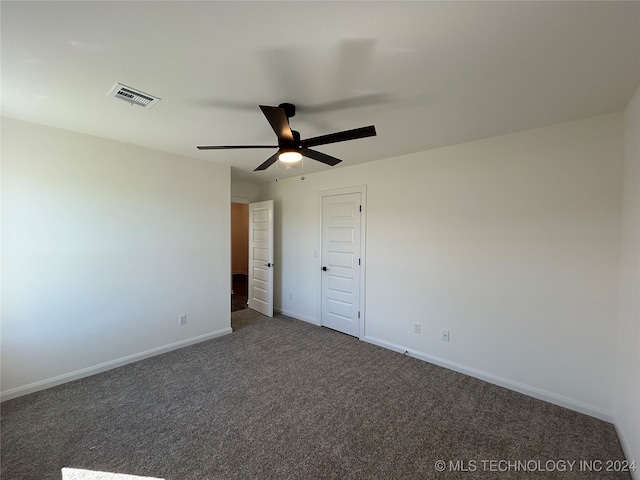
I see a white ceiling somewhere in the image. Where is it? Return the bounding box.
[2,1,639,183]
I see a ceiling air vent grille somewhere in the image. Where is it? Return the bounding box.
[108,83,160,109]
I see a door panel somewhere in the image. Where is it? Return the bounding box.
[248,200,274,317]
[321,192,361,337]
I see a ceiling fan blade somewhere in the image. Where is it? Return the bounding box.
[260,105,294,143]
[254,151,281,171]
[301,125,376,148]
[300,148,342,167]
[197,145,277,150]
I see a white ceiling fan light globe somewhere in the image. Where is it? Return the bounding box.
[279,151,302,164]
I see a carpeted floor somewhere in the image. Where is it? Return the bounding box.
[1,310,632,479]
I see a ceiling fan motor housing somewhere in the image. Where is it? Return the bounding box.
[278,130,301,151]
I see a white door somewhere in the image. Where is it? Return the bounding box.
[321,192,362,337]
[248,200,274,317]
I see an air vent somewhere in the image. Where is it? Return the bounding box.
[108,83,160,109]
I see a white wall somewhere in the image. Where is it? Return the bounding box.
[263,113,624,420]
[614,86,640,475]
[1,118,231,399]
[231,177,265,204]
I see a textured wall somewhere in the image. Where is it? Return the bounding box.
[615,85,640,476]
[263,113,624,420]
[1,118,231,397]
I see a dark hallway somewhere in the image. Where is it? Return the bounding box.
[232,274,248,312]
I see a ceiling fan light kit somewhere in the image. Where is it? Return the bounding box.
[278,150,302,163]
[197,102,376,172]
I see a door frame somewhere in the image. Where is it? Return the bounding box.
[317,185,367,338]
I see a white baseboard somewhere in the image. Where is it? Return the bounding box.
[1,327,233,402]
[280,309,320,326]
[614,423,639,479]
[361,335,613,423]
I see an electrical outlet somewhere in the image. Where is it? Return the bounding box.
[413,322,421,334]
[441,329,449,342]
[289,293,293,300]
[179,314,187,326]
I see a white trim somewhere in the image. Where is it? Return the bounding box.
[317,185,367,339]
[0,327,233,402]
[361,335,613,422]
[614,423,639,479]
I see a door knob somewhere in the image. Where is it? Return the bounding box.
[322,266,328,271]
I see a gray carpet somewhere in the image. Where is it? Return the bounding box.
[1,310,632,479]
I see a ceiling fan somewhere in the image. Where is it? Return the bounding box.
[197,103,376,171]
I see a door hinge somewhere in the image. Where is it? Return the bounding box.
[359,205,362,212]
[358,258,361,265]
[358,311,361,319]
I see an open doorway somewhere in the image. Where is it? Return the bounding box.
[231,203,249,312]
